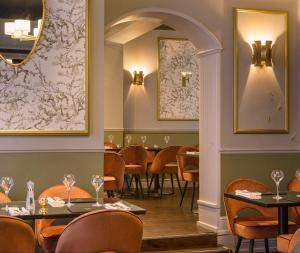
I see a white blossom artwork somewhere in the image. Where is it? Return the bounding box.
[158,38,199,120]
[0,0,88,134]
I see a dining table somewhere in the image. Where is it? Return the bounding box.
[224,191,300,235]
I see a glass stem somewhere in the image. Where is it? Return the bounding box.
[96,190,99,205]
[276,182,279,198]
[68,190,71,205]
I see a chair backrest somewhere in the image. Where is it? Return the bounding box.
[55,209,143,253]
[104,152,125,190]
[150,146,181,174]
[224,178,277,235]
[0,192,11,203]
[0,216,35,253]
[119,145,147,172]
[36,185,92,242]
[176,146,199,180]
[288,177,300,223]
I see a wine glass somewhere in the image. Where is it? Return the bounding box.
[91,175,104,206]
[108,135,114,144]
[141,136,147,146]
[295,169,300,197]
[164,135,170,146]
[0,177,14,211]
[62,174,75,207]
[271,170,284,200]
[125,135,132,146]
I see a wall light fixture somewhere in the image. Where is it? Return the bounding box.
[252,40,272,67]
[132,71,144,85]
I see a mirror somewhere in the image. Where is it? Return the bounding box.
[0,0,45,66]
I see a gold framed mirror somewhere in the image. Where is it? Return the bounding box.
[0,0,45,66]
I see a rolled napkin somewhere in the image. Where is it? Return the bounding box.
[8,207,30,216]
[104,202,130,211]
[47,197,65,207]
[235,189,262,199]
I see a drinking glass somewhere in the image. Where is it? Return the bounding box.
[91,175,104,206]
[108,135,114,144]
[271,170,284,200]
[125,135,132,146]
[62,174,75,207]
[164,135,170,146]
[295,169,300,197]
[141,136,147,146]
[0,177,14,211]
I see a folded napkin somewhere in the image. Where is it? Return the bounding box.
[47,197,65,207]
[8,207,30,216]
[186,151,199,155]
[104,201,130,211]
[235,190,262,199]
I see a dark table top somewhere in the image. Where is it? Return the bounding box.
[105,147,162,153]
[0,198,146,220]
[224,191,300,208]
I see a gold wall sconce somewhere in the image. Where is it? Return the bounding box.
[132,71,144,85]
[181,71,192,87]
[252,40,272,67]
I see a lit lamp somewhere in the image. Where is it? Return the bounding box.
[4,19,41,41]
[132,71,144,85]
[181,71,192,87]
[252,40,272,67]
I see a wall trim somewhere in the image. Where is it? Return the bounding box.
[197,199,219,208]
[0,149,104,153]
[104,128,124,132]
[221,148,300,154]
[123,128,198,133]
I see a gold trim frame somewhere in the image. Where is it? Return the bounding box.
[233,8,288,133]
[157,37,199,121]
[0,0,89,135]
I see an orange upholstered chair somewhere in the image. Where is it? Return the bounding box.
[176,146,199,211]
[0,192,10,203]
[224,178,296,253]
[148,146,182,197]
[55,209,143,253]
[36,185,92,253]
[119,145,147,198]
[146,150,155,188]
[0,216,35,253]
[104,152,125,197]
[104,142,117,149]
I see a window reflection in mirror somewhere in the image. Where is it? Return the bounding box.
[0,0,44,66]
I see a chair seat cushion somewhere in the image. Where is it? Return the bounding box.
[125,164,143,174]
[41,225,65,238]
[277,234,293,253]
[39,225,65,252]
[183,170,199,182]
[104,176,116,182]
[234,216,296,239]
[104,177,117,191]
[163,163,178,173]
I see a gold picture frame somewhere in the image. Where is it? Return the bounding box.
[233,8,288,133]
[0,0,89,135]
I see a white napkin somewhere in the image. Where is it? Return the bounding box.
[47,197,65,207]
[235,190,262,199]
[8,207,30,216]
[104,201,130,210]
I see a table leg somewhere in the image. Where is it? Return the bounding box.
[278,206,289,235]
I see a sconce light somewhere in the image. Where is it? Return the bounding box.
[181,71,192,87]
[132,71,144,85]
[252,40,272,67]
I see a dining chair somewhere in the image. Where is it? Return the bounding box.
[176,146,199,211]
[55,209,143,253]
[148,146,182,197]
[119,145,147,198]
[224,178,296,253]
[36,185,92,253]
[104,152,125,197]
[277,227,300,253]
[0,192,10,203]
[146,150,155,188]
[104,142,117,149]
[0,216,35,253]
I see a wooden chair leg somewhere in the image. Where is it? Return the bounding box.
[191,182,196,211]
[138,175,144,199]
[175,173,182,194]
[235,236,242,253]
[145,171,149,188]
[148,174,155,195]
[264,238,269,253]
[249,239,254,253]
[170,173,174,194]
[134,175,139,198]
[124,175,130,193]
[160,173,165,197]
[179,182,188,207]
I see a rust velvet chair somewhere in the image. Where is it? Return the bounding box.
[0,216,35,253]
[148,146,182,197]
[176,146,199,211]
[104,152,125,197]
[55,209,143,253]
[119,145,147,198]
[0,192,10,203]
[36,185,92,253]
[224,178,296,253]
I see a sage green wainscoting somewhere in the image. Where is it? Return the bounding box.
[104,130,124,147]
[221,153,300,215]
[0,152,103,201]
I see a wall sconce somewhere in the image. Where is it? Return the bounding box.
[181,71,192,87]
[132,71,144,85]
[252,40,272,67]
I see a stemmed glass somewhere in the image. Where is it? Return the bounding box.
[0,177,14,211]
[141,136,147,146]
[125,135,132,146]
[164,135,170,146]
[108,135,114,144]
[295,169,300,197]
[63,174,75,207]
[91,175,104,206]
[271,170,284,200]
